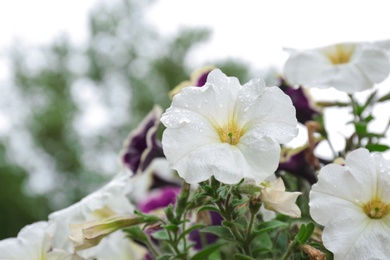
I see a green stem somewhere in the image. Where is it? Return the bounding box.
[349,94,362,148]
[246,208,256,241]
[144,235,160,257]
[281,240,298,260]
[215,200,245,244]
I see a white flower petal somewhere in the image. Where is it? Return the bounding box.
[356,46,390,84]
[0,222,80,260]
[161,69,297,184]
[237,135,281,183]
[283,41,390,93]
[237,85,298,144]
[322,217,390,260]
[0,222,49,260]
[310,163,369,225]
[345,148,377,194]
[310,148,390,259]
[161,107,219,165]
[372,153,390,199]
[326,64,373,93]
[173,143,254,184]
[283,49,332,87]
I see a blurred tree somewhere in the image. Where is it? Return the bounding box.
[0,0,252,239]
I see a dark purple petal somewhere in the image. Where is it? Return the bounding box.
[194,69,212,87]
[150,172,182,190]
[120,106,164,174]
[278,78,321,124]
[138,187,181,213]
[189,211,223,250]
[278,147,318,184]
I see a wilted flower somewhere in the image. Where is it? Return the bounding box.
[79,231,148,260]
[161,69,298,184]
[283,41,390,93]
[310,148,390,259]
[69,215,148,251]
[260,177,302,218]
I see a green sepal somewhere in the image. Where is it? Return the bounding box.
[296,222,315,245]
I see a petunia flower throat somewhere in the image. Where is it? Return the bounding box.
[217,121,244,145]
[363,199,390,219]
[321,43,356,65]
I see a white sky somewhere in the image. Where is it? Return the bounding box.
[0,0,389,159]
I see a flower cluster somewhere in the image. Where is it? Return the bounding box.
[2,38,390,259]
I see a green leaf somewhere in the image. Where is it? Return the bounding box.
[151,229,170,241]
[217,186,229,198]
[231,197,249,207]
[362,90,377,111]
[378,91,390,102]
[354,122,367,136]
[366,143,390,152]
[363,114,374,123]
[161,223,179,232]
[123,226,148,244]
[156,255,174,260]
[178,223,205,241]
[297,223,315,244]
[197,205,222,214]
[234,254,255,260]
[200,226,235,241]
[355,103,364,117]
[253,220,287,235]
[190,242,224,260]
[365,132,385,138]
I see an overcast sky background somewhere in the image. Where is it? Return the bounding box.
[0,0,389,159]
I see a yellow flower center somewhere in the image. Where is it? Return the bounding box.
[217,122,243,145]
[322,43,356,65]
[363,199,390,219]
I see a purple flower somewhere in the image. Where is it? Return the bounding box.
[189,211,223,250]
[120,106,164,174]
[138,187,181,213]
[278,145,319,185]
[278,78,321,124]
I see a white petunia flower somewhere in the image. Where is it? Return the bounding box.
[0,221,83,260]
[161,69,298,184]
[310,148,390,259]
[48,169,135,253]
[260,177,302,218]
[283,41,390,93]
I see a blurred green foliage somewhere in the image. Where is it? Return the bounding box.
[0,0,251,239]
